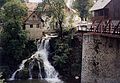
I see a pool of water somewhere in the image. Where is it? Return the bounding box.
[6,79,50,83]
[6,79,80,83]
[6,78,65,83]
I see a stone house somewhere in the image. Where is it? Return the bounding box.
[24,2,45,40]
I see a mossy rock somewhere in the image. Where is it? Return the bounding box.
[15,68,29,79]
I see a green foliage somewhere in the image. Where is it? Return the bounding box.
[48,0,65,21]
[72,0,93,20]
[38,0,65,18]
[52,37,71,67]
[0,0,27,69]
[24,40,37,57]
[0,0,5,7]
[2,0,27,21]
[37,0,66,37]
[51,36,71,79]
[68,14,74,28]
[50,30,82,80]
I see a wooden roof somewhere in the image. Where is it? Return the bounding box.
[90,0,111,11]
[24,2,44,24]
[24,11,44,23]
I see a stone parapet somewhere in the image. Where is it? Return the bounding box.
[81,33,120,83]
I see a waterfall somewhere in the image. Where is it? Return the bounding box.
[37,61,42,79]
[9,59,28,80]
[9,35,63,83]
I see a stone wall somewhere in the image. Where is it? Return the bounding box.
[81,34,120,83]
[26,27,43,40]
[25,25,54,40]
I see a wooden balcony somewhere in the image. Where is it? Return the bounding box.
[90,19,120,36]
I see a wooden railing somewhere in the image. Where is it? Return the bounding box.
[90,19,120,35]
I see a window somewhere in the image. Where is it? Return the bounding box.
[36,24,39,28]
[30,24,33,28]
[104,8,109,16]
[23,24,26,30]
[98,10,104,16]
[33,15,35,18]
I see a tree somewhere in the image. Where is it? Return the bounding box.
[37,0,66,38]
[0,0,24,6]
[0,0,27,70]
[0,0,5,7]
[50,31,82,80]
[72,0,93,20]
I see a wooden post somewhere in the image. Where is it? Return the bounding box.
[108,19,111,33]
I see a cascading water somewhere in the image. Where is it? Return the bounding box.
[9,59,28,80]
[9,35,63,83]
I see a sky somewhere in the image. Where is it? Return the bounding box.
[29,0,42,3]
[28,0,75,11]
[28,0,75,12]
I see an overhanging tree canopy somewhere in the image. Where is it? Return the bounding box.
[72,0,93,20]
[37,0,66,38]
[0,0,27,69]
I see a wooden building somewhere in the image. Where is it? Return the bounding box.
[90,0,120,34]
[90,0,120,20]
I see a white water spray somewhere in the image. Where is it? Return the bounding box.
[9,35,63,83]
[9,59,28,80]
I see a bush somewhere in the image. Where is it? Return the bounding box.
[49,30,81,81]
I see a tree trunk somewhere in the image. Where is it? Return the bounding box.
[56,22,58,28]
[81,17,84,21]
[59,20,63,39]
